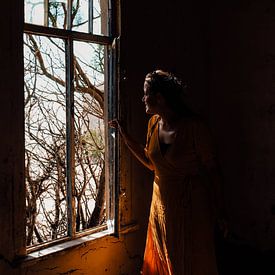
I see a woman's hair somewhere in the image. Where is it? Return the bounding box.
[145,69,194,117]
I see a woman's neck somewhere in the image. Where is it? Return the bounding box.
[158,110,181,131]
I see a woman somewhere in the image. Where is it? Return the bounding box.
[109,70,227,275]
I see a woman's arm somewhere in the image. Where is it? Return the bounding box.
[109,119,154,171]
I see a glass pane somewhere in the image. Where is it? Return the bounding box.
[72,0,89,33]
[72,0,109,35]
[73,41,106,232]
[93,0,109,35]
[24,34,67,246]
[48,0,67,28]
[25,0,45,25]
[24,0,110,35]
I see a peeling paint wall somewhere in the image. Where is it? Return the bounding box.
[22,235,143,275]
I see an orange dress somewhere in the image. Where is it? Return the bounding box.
[141,115,219,275]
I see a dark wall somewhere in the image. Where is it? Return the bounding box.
[119,0,275,272]
[0,0,25,261]
[118,0,211,258]
[120,0,210,115]
[208,0,275,250]
[205,0,275,273]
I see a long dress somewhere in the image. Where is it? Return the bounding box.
[141,114,219,275]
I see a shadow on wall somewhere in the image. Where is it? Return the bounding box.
[215,229,275,275]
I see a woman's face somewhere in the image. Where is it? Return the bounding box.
[142,81,159,114]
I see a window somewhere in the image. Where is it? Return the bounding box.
[24,0,118,250]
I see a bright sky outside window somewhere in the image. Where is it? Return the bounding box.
[24,0,116,248]
[24,0,108,35]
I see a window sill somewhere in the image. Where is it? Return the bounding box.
[119,222,140,235]
[17,228,114,268]
[16,223,139,268]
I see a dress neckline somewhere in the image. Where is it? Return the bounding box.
[159,142,171,155]
[157,120,179,157]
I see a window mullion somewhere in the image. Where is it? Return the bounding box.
[66,36,76,238]
[44,0,49,27]
[89,0,94,34]
[67,0,72,30]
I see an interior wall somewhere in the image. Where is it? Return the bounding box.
[208,0,275,250]
[1,0,275,274]
[119,0,210,266]
[206,1,275,273]
[0,0,25,263]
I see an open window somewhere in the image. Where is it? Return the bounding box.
[24,0,118,251]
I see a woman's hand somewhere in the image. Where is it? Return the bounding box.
[108,119,124,136]
[108,119,154,170]
[108,118,120,129]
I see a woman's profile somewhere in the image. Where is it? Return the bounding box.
[109,69,227,275]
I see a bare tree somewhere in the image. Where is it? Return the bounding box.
[24,1,107,246]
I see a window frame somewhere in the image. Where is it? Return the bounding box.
[23,0,120,253]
